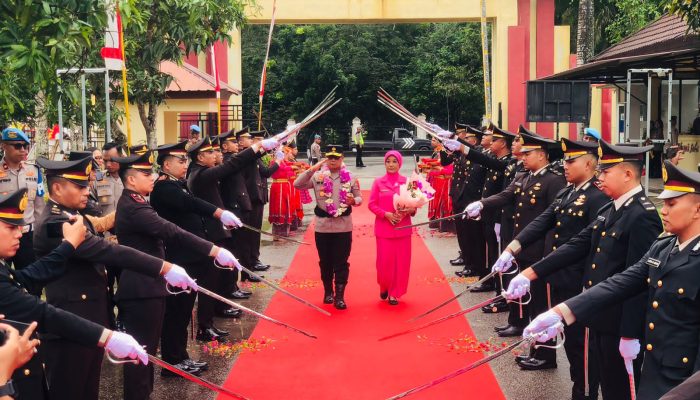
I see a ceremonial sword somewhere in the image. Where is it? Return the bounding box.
[108,353,250,400]
[407,270,499,322]
[196,286,318,339]
[214,259,331,317]
[379,295,504,341]
[226,223,310,245]
[386,336,536,399]
[394,211,468,230]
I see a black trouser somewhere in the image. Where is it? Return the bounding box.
[161,290,197,364]
[239,204,264,268]
[315,231,352,287]
[455,216,485,274]
[44,338,104,400]
[356,146,364,166]
[196,258,230,327]
[224,226,247,291]
[590,330,643,400]
[530,280,556,363]
[9,231,40,294]
[119,297,167,400]
[551,286,600,400]
[481,214,499,276]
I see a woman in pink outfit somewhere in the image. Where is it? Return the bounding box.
[368,150,416,305]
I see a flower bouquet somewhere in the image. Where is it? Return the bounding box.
[393,172,435,210]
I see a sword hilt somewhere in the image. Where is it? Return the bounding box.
[166,283,192,295]
[105,351,140,365]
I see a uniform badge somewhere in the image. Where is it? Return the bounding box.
[645,258,661,268]
[130,193,146,203]
[18,193,27,212]
[50,204,61,215]
[597,215,606,222]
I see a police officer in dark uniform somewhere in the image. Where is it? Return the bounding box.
[449,132,567,337]
[68,151,103,217]
[0,188,150,400]
[440,125,486,277]
[0,128,46,277]
[219,128,253,299]
[151,140,241,365]
[187,135,279,331]
[524,161,700,400]
[493,138,608,396]
[112,150,242,398]
[32,155,198,400]
[456,124,517,288]
[243,130,280,273]
[509,140,662,400]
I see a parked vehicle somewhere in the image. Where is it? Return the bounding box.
[350,128,432,152]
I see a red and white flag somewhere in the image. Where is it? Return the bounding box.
[100,4,124,71]
[210,45,221,99]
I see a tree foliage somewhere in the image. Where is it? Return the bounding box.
[242,23,485,143]
[119,0,253,148]
[663,0,700,33]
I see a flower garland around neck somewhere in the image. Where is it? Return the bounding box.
[315,164,352,217]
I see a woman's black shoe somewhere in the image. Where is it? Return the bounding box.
[334,283,347,310]
[380,291,388,300]
[388,297,399,306]
[323,294,334,304]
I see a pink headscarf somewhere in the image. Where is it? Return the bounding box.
[384,150,403,168]
[381,150,405,186]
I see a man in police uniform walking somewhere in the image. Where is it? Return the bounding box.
[524,160,700,400]
[0,128,46,277]
[508,141,662,400]
[33,155,198,400]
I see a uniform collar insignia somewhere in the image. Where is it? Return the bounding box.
[130,193,146,203]
[645,258,661,268]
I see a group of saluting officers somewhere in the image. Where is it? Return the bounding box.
[0,125,294,400]
[428,122,700,399]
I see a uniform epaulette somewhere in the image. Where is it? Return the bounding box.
[656,232,676,241]
[638,195,657,211]
[547,163,563,176]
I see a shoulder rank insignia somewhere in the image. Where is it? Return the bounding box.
[638,196,656,211]
[596,215,606,222]
[645,258,661,268]
[593,181,603,190]
[130,193,146,204]
[50,204,61,215]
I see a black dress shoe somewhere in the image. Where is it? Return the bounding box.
[242,274,262,283]
[252,262,270,271]
[323,294,334,304]
[497,325,524,337]
[238,289,252,296]
[455,268,476,277]
[216,308,243,318]
[196,328,226,342]
[183,359,209,371]
[470,283,495,293]
[228,290,250,299]
[494,324,511,332]
[514,354,530,364]
[450,257,465,266]
[211,326,229,337]
[380,291,388,300]
[388,297,399,306]
[161,362,202,377]
[519,357,557,370]
[481,301,509,313]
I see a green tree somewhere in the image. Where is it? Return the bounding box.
[664,0,700,33]
[119,0,254,148]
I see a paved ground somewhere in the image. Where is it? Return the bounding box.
[99,155,665,399]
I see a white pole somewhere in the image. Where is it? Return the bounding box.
[105,70,111,143]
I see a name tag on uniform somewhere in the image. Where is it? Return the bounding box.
[645,258,661,268]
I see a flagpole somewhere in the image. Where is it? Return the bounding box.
[258,0,277,131]
[210,45,222,135]
[117,6,132,149]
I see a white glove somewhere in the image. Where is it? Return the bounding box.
[494,223,501,243]
[163,264,198,291]
[261,138,280,151]
[504,273,530,300]
[523,310,563,342]
[220,210,242,229]
[215,248,243,271]
[464,201,483,218]
[275,150,285,161]
[442,138,463,153]
[619,338,640,374]
[105,331,148,365]
[492,251,515,273]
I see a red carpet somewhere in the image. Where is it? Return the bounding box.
[222,193,505,399]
